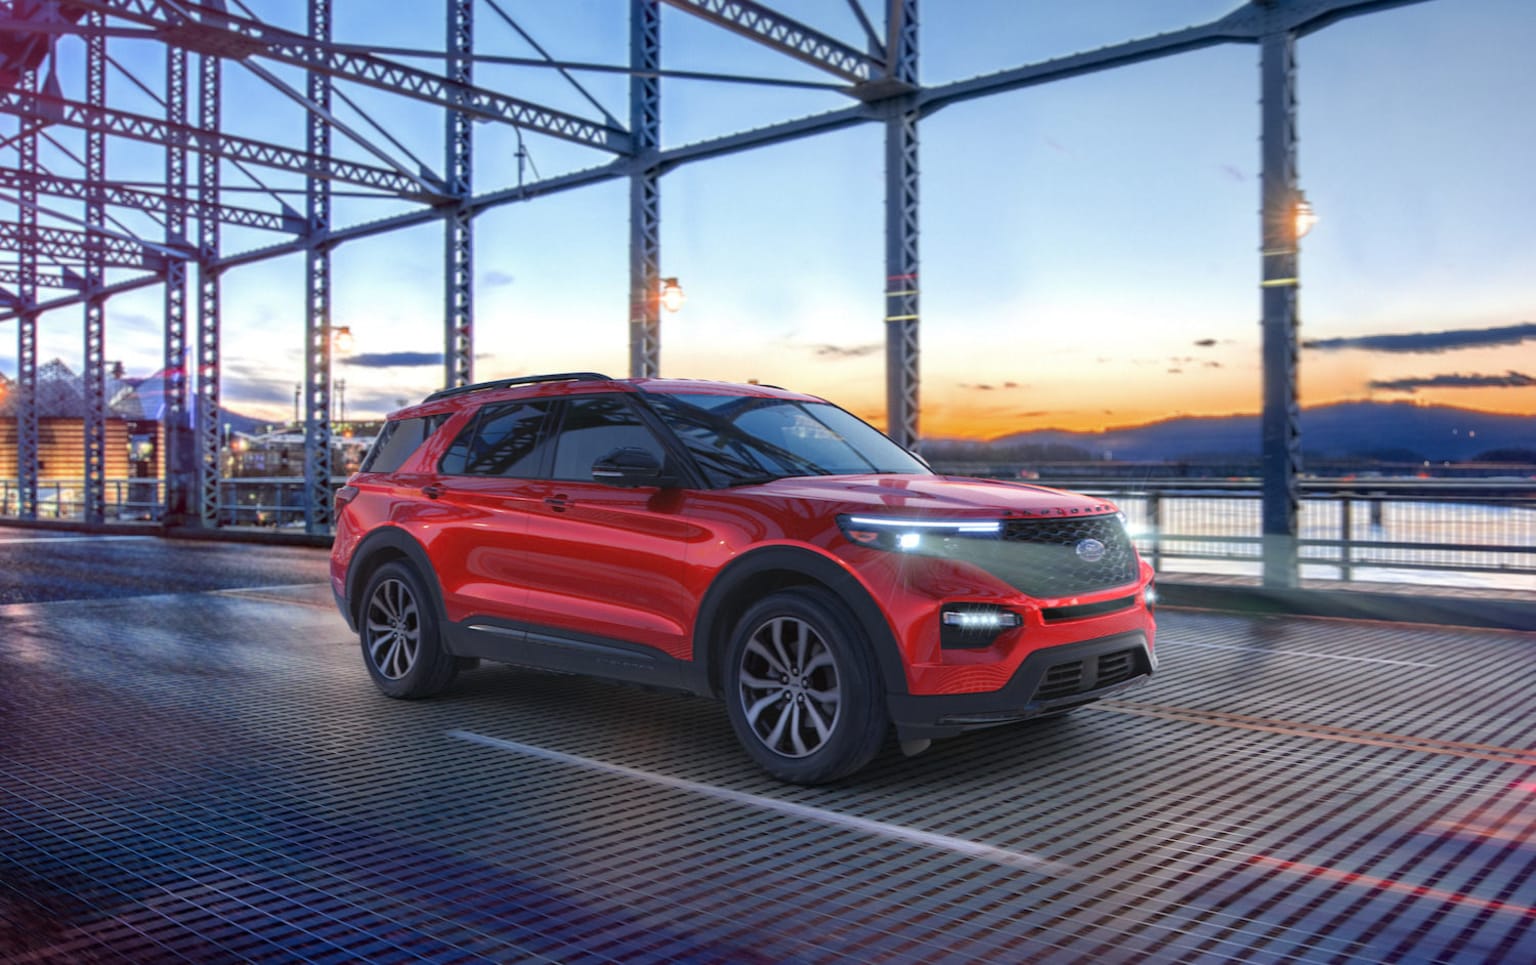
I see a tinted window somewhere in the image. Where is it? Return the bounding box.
[551,395,665,481]
[646,393,928,487]
[359,415,443,474]
[440,400,554,476]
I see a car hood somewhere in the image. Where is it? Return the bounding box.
[744,474,1118,519]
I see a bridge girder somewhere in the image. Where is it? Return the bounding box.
[63,0,632,154]
[0,167,300,234]
[0,219,178,272]
[0,88,438,199]
[659,0,881,86]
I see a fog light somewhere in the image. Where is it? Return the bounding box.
[941,610,1022,630]
[940,605,1022,649]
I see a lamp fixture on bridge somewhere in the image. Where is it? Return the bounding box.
[333,325,354,353]
[1294,193,1318,239]
[659,277,685,314]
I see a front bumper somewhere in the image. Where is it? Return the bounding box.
[886,630,1154,741]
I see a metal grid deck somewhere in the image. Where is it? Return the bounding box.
[1,532,1532,963]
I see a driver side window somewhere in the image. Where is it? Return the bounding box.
[551,395,666,481]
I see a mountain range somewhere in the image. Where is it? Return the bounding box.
[939,402,1533,464]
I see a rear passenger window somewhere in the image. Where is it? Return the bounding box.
[359,415,442,473]
[440,400,554,476]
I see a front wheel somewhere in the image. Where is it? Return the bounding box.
[724,587,887,784]
[358,561,457,698]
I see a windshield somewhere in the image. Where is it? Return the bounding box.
[645,392,931,487]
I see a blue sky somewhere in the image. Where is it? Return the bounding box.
[6,0,1534,437]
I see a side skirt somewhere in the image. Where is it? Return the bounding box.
[444,618,711,697]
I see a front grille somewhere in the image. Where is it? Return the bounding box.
[1032,648,1143,702]
[932,515,1137,598]
[1041,595,1137,623]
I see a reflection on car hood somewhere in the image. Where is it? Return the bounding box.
[745,474,1119,519]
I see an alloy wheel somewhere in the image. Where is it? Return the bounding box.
[737,615,843,758]
[365,577,420,680]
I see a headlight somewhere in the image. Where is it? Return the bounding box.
[838,515,1002,552]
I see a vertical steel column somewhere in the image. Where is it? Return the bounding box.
[628,0,662,379]
[83,12,107,525]
[195,51,221,527]
[883,0,920,450]
[444,0,473,390]
[1259,28,1302,588]
[163,43,190,523]
[15,67,39,520]
[303,0,333,534]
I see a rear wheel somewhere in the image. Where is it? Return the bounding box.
[724,587,887,784]
[359,561,457,698]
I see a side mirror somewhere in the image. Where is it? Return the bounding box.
[591,447,664,488]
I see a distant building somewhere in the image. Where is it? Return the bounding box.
[0,360,156,482]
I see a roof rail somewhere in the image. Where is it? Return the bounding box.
[423,371,614,403]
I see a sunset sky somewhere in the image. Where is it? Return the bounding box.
[5,0,1534,439]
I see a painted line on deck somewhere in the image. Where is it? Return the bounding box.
[448,729,1074,877]
[1171,639,1439,669]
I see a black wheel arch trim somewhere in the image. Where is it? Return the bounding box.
[344,527,450,645]
[693,545,910,698]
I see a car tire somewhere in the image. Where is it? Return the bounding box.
[724,586,888,784]
[358,561,457,699]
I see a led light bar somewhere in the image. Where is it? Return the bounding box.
[842,516,1001,534]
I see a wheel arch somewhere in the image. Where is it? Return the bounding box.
[344,526,446,637]
[692,546,908,700]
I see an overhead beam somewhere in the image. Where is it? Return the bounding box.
[0,266,83,289]
[64,0,632,153]
[1276,0,1440,38]
[0,89,439,198]
[918,10,1265,118]
[0,220,176,271]
[659,0,880,85]
[0,167,300,233]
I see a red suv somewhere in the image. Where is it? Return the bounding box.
[331,373,1156,783]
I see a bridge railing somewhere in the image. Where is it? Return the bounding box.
[0,477,344,529]
[1042,478,1534,591]
[4,475,1533,591]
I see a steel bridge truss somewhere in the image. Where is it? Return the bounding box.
[0,0,1438,583]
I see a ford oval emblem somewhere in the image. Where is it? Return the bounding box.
[1075,538,1107,563]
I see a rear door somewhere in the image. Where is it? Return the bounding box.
[418,398,557,625]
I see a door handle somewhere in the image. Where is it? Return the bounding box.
[422,485,442,500]
[544,495,570,512]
